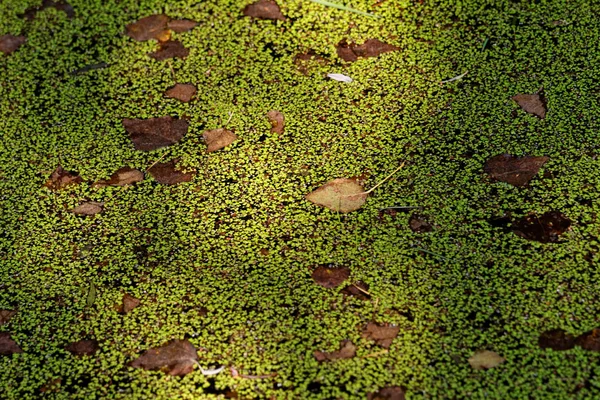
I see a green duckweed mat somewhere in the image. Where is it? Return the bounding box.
[1,0,600,398]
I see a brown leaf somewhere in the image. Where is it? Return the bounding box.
[266,110,285,134]
[484,154,549,186]
[512,93,547,118]
[164,83,197,102]
[0,333,22,355]
[66,339,99,356]
[361,322,400,348]
[123,116,189,151]
[368,386,406,400]
[243,0,285,21]
[40,378,62,393]
[148,160,195,185]
[121,293,141,314]
[203,128,238,152]
[126,14,170,42]
[294,51,327,75]
[408,214,432,233]
[305,178,367,213]
[575,328,600,352]
[311,265,350,288]
[313,340,356,361]
[70,202,103,215]
[512,211,571,243]
[336,39,398,62]
[167,19,198,32]
[94,167,144,187]
[20,0,74,20]
[538,329,576,351]
[341,281,370,300]
[130,339,198,376]
[43,166,83,190]
[0,310,16,325]
[149,40,189,60]
[468,350,505,370]
[0,35,26,54]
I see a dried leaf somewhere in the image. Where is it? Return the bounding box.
[66,339,99,356]
[468,350,505,370]
[149,40,189,60]
[167,19,198,32]
[294,51,327,75]
[484,154,549,186]
[44,166,83,190]
[341,281,370,300]
[121,293,141,314]
[327,73,353,82]
[243,0,285,21]
[336,39,398,62]
[123,116,188,151]
[311,265,350,288]
[361,322,400,348]
[130,339,198,376]
[266,110,285,134]
[305,178,366,213]
[512,211,571,243]
[314,340,356,361]
[538,329,576,351]
[0,310,16,325]
[408,214,432,233]
[40,378,62,393]
[0,332,22,355]
[203,128,238,152]
[94,167,144,187]
[164,83,197,102]
[148,160,195,185]
[0,35,26,54]
[368,386,406,400]
[126,14,170,42]
[70,202,103,215]
[575,328,600,352]
[512,93,547,118]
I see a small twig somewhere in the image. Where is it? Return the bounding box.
[308,0,379,18]
[145,151,169,172]
[380,206,419,210]
[193,361,225,376]
[224,111,234,126]
[361,349,388,358]
[352,283,371,296]
[440,71,468,84]
[345,161,406,197]
[166,60,177,83]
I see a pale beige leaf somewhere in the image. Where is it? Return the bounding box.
[468,350,506,370]
[203,128,237,152]
[306,178,366,213]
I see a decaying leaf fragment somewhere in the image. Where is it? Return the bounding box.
[0,34,26,54]
[336,39,398,62]
[512,211,571,243]
[314,340,356,361]
[148,160,195,185]
[362,322,400,348]
[243,0,285,21]
[167,19,198,33]
[203,128,238,152]
[484,154,549,186]
[311,265,350,288]
[123,116,188,151]
[149,40,189,60]
[368,386,406,400]
[44,166,83,190]
[266,110,285,134]
[66,339,99,356]
[512,93,547,118]
[306,178,366,213]
[468,350,505,370]
[94,167,144,187]
[70,202,103,215]
[0,332,22,355]
[575,328,600,352]
[538,329,576,351]
[0,310,16,325]
[164,83,197,102]
[126,14,170,42]
[130,339,199,376]
[119,293,140,314]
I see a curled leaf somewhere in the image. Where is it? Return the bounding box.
[306,178,366,213]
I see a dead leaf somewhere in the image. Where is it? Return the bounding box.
[43,166,83,190]
[20,0,75,20]
[149,40,189,60]
[123,116,188,151]
[0,333,22,355]
[203,128,238,152]
[266,110,284,134]
[305,178,367,213]
[40,378,61,393]
[70,202,103,215]
[94,167,144,187]
[243,0,285,21]
[121,293,141,314]
[126,14,170,42]
[148,160,195,185]
[130,339,198,376]
[512,211,571,243]
[341,281,370,300]
[575,328,600,352]
[294,51,327,75]
[66,339,98,356]
[164,83,197,102]
[167,19,198,32]
[311,265,350,288]
[0,35,26,54]
[0,310,16,325]
[468,350,505,370]
[361,322,400,348]
[408,214,432,233]
[538,329,576,350]
[484,154,549,186]
[512,93,547,118]
[313,340,356,361]
[336,39,398,62]
[368,386,406,400]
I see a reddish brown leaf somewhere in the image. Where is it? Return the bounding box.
[203,128,238,152]
[121,293,140,314]
[0,35,26,54]
[314,340,356,361]
[43,166,83,190]
[0,310,16,325]
[362,322,400,348]
[164,83,197,102]
[484,154,549,186]
[368,386,406,400]
[311,265,350,288]
[123,116,188,151]
[408,214,432,233]
[512,211,571,243]
[126,14,170,42]
[94,167,144,187]
[20,0,74,20]
[167,19,198,32]
[337,39,398,62]
[148,160,195,185]
[149,40,189,60]
[538,329,576,351]
[266,110,285,134]
[66,339,99,356]
[576,328,600,352]
[0,332,21,355]
[70,202,103,215]
[243,0,285,20]
[130,339,198,376]
[306,178,367,213]
[341,281,370,300]
[468,350,505,370]
[512,93,547,118]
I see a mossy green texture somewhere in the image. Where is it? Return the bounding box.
[2,0,600,398]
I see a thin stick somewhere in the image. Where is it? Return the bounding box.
[441,71,468,84]
[352,283,371,296]
[308,0,379,18]
[145,151,169,172]
[166,60,176,83]
[354,161,406,196]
